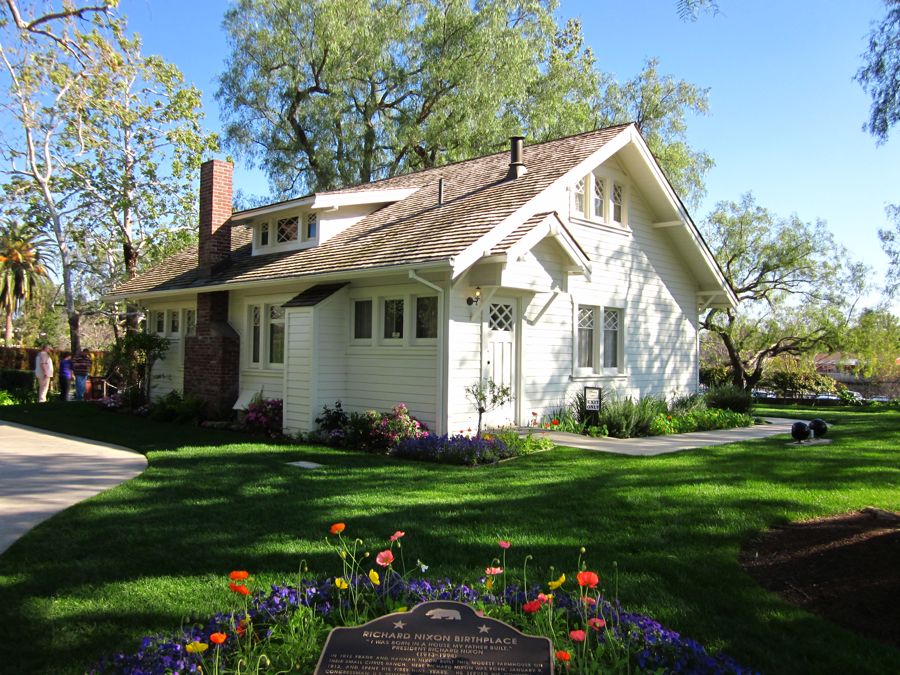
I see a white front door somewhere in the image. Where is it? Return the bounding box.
[483,297,517,427]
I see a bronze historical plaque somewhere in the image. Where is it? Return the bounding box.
[314,600,554,675]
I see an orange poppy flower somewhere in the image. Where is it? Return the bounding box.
[229,570,249,581]
[229,582,250,596]
[576,571,599,589]
[556,649,571,662]
[330,522,346,535]
[210,632,227,645]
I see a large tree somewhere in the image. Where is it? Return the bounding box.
[700,194,867,390]
[856,0,900,144]
[218,0,712,204]
[0,220,49,343]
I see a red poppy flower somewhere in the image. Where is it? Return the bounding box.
[523,599,543,614]
[551,418,560,425]
[588,617,606,631]
[236,619,248,637]
[229,570,249,581]
[556,649,571,662]
[576,571,599,589]
[210,632,227,645]
[229,582,250,596]
[330,522,346,535]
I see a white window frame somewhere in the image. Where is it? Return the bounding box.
[258,221,271,248]
[573,302,626,377]
[413,294,438,343]
[267,304,285,365]
[276,216,299,244]
[182,308,197,337]
[248,304,262,366]
[352,298,373,343]
[570,170,628,229]
[381,297,405,343]
[305,212,318,241]
[154,311,166,335]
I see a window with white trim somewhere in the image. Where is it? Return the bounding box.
[353,299,373,340]
[168,310,179,335]
[259,222,270,246]
[183,309,196,337]
[383,299,404,340]
[155,311,165,334]
[268,305,285,364]
[415,296,438,339]
[571,171,627,227]
[573,177,586,217]
[612,183,624,223]
[576,304,624,374]
[603,308,621,369]
[276,216,298,243]
[306,213,317,239]
[249,305,261,364]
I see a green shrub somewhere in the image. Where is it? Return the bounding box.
[0,390,16,406]
[494,429,555,454]
[650,408,754,435]
[705,384,752,414]
[669,392,707,416]
[599,395,667,438]
[148,391,207,424]
[699,364,731,387]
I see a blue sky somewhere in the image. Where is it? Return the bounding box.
[127,0,899,306]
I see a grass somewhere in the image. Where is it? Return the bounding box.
[0,402,898,674]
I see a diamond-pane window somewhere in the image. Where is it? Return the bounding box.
[612,183,623,223]
[593,177,605,219]
[577,307,595,368]
[306,213,317,239]
[276,216,298,243]
[604,309,620,331]
[260,222,269,246]
[573,177,586,216]
[489,303,513,331]
[603,308,621,369]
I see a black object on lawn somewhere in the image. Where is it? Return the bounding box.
[809,418,828,438]
[791,421,811,442]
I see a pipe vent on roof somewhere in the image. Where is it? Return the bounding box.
[506,136,527,180]
[438,177,445,205]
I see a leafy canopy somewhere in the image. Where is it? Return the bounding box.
[218,0,712,205]
[856,0,900,144]
[700,194,867,389]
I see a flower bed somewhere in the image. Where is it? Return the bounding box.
[94,527,756,674]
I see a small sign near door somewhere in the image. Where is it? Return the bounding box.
[584,386,601,412]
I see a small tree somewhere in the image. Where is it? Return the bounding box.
[464,378,513,437]
[105,331,168,404]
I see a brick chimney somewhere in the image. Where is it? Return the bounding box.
[198,159,233,274]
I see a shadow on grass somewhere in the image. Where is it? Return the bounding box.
[0,404,898,674]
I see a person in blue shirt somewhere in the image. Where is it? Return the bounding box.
[59,353,74,402]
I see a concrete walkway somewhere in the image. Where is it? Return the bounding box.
[0,421,147,554]
[533,417,801,456]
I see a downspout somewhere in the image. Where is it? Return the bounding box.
[409,270,446,434]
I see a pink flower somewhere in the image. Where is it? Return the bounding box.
[498,540,511,549]
[582,596,596,606]
[569,629,586,642]
[375,549,394,567]
[390,530,405,542]
[523,600,542,614]
[485,566,503,576]
[588,617,606,631]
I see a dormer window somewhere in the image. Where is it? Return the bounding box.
[571,171,627,227]
[260,222,270,246]
[593,177,605,219]
[306,213,317,239]
[573,177,586,216]
[613,183,624,223]
[276,216,298,243]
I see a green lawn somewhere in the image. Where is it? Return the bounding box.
[0,402,898,674]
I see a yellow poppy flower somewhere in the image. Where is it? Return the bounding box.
[548,573,566,590]
[334,577,349,590]
[186,641,209,654]
[485,576,494,590]
[369,569,380,586]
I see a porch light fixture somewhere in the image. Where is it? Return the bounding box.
[466,286,482,306]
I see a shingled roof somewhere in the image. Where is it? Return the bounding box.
[110,124,632,298]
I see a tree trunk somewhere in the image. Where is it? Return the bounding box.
[68,310,80,353]
[4,311,12,344]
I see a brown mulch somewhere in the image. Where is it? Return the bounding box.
[740,509,900,648]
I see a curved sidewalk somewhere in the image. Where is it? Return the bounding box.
[534,417,802,456]
[0,421,147,554]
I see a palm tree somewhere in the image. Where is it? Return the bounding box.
[0,222,50,344]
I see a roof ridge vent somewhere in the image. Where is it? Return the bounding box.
[506,136,527,180]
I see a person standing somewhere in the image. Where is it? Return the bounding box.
[72,348,92,401]
[34,345,54,403]
[59,353,74,401]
